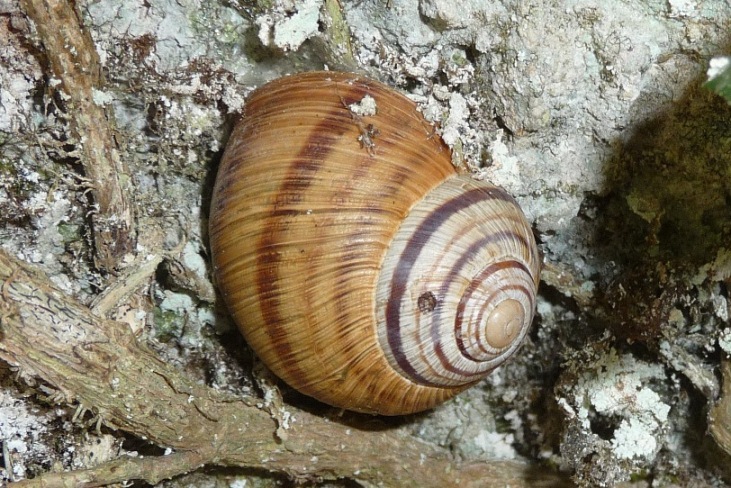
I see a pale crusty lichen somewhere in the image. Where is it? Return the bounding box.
[720,329,731,356]
[256,0,323,52]
[557,347,673,485]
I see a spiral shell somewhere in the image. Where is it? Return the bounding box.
[209,71,540,415]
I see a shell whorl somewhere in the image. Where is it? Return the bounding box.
[209,71,541,415]
[375,175,539,388]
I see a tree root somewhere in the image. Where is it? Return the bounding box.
[0,249,570,487]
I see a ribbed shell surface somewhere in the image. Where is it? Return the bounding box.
[209,71,540,415]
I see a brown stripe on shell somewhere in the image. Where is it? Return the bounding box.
[453,260,534,361]
[424,228,535,379]
[471,283,534,355]
[384,185,517,386]
[373,173,541,385]
[250,79,376,388]
[210,71,465,414]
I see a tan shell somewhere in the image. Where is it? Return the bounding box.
[209,71,541,415]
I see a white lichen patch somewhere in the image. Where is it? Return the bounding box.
[346,4,474,85]
[26,192,71,258]
[179,241,206,280]
[712,294,729,322]
[256,0,323,52]
[86,0,252,74]
[409,385,530,462]
[0,68,37,134]
[472,430,518,459]
[220,84,248,114]
[87,0,199,70]
[91,88,115,106]
[419,0,484,30]
[486,132,524,189]
[719,329,731,356]
[668,0,698,18]
[611,418,660,460]
[0,17,42,135]
[0,146,82,296]
[560,348,671,463]
[150,94,224,157]
[440,92,469,148]
[0,388,53,480]
[159,95,219,138]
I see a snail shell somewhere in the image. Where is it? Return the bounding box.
[209,71,540,415]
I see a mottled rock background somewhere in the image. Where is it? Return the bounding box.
[1,0,731,486]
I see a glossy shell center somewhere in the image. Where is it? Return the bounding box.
[375,174,540,388]
[484,298,524,349]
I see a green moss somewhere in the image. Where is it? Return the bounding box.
[705,57,731,104]
[605,82,731,267]
[57,223,82,243]
[321,0,356,68]
[0,131,12,147]
[629,469,650,482]
[0,157,14,174]
[450,51,468,67]
[153,307,182,343]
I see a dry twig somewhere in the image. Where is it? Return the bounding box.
[20,0,136,273]
[0,249,570,487]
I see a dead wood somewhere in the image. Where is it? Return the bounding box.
[0,249,570,486]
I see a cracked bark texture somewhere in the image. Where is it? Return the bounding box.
[20,0,136,273]
[0,249,569,487]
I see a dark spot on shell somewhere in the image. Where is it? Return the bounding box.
[418,291,438,313]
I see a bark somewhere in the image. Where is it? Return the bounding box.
[0,249,570,487]
[20,0,136,273]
